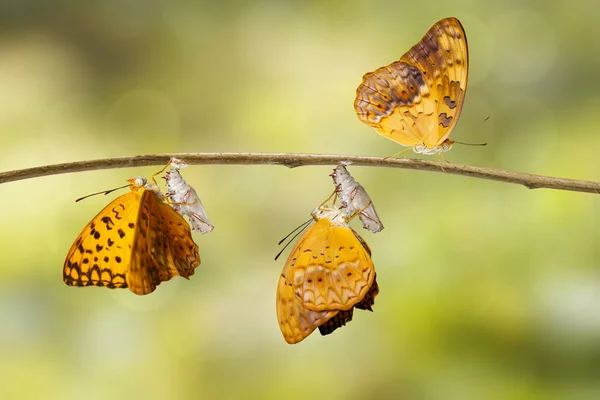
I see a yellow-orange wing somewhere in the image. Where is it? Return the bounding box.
[291,218,375,312]
[354,17,468,154]
[126,189,200,295]
[64,180,200,295]
[64,190,143,291]
[276,271,339,344]
[276,216,376,344]
[318,275,379,336]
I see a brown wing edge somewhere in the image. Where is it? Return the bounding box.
[318,275,379,336]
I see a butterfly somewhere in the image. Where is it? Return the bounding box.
[163,157,214,234]
[276,204,379,344]
[330,165,384,233]
[63,176,201,295]
[354,17,468,155]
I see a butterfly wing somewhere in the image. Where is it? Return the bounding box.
[64,191,142,290]
[276,270,339,344]
[354,17,468,149]
[291,219,376,312]
[127,190,200,295]
[402,17,468,146]
[318,308,353,336]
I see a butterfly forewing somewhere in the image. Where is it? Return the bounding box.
[354,17,468,153]
[276,271,339,344]
[64,191,142,289]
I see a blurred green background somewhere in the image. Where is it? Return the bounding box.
[1,0,599,399]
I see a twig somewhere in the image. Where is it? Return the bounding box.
[0,152,598,194]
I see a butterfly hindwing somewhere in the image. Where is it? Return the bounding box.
[290,219,375,312]
[127,190,200,295]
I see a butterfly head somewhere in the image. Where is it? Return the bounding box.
[412,139,454,155]
[311,205,347,226]
[127,176,148,190]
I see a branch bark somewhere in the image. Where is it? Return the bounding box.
[0,152,598,194]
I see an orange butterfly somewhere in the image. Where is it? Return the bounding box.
[63,176,200,295]
[354,17,468,155]
[276,203,379,344]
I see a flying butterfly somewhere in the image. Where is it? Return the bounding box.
[276,204,379,344]
[354,17,468,155]
[63,176,201,295]
[163,157,214,234]
[330,165,383,233]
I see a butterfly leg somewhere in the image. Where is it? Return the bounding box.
[347,200,373,223]
[383,146,412,160]
[151,157,177,185]
[165,189,198,207]
[318,189,339,209]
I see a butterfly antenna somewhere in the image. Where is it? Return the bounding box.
[277,218,312,245]
[453,141,488,147]
[274,218,312,261]
[75,184,129,202]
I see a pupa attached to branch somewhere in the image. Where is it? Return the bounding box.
[164,158,214,234]
[331,165,384,233]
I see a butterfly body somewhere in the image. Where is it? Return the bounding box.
[64,176,200,295]
[276,205,378,344]
[354,17,468,155]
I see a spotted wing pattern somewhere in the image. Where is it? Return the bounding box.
[127,189,200,295]
[290,219,375,311]
[276,209,378,344]
[354,17,468,154]
[64,177,200,295]
[64,191,140,290]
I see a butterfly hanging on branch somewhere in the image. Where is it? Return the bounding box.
[354,17,474,155]
[276,193,380,344]
[63,161,211,295]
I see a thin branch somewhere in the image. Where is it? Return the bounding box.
[0,152,598,194]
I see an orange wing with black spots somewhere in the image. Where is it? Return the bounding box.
[127,190,200,295]
[354,17,468,154]
[64,190,141,291]
[64,177,200,295]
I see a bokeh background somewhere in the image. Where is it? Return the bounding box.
[0,1,599,399]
